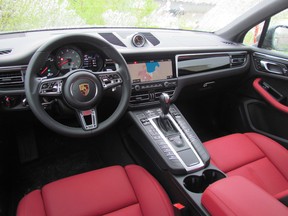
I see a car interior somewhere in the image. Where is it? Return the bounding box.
[0,0,288,215]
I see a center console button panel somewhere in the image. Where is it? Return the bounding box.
[129,104,210,174]
[129,79,177,107]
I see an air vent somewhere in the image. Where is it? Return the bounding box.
[0,49,12,55]
[231,54,247,67]
[99,33,126,47]
[140,32,160,46]
[0,70,24,88]
[130,88,175,106]
[222,41,236,46]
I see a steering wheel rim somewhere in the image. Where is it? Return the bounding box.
[25,34,131,137]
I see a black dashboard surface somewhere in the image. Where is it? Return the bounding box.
[0,28,250,109]
[0,28,247,65]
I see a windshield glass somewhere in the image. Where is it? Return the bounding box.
[0,0,263,33]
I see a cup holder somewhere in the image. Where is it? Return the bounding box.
[183,169,226,193]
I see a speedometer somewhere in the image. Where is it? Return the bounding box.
[56,46,82,72]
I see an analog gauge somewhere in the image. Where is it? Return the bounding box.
[56,47,82,72]
[132,34,146,47]
[83,51,104,72]
[38,56,59,78]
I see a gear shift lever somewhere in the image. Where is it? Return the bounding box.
[160,93,170,118]
[156,93,183,146]
[157,93,176,134]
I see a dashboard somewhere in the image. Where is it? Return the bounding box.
[0,28,250,110]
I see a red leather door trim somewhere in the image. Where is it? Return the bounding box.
[253,78,288,113]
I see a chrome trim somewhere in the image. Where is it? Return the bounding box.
[0,65,28,71]
[260,60,284,75]
[79,109,97,130]
[254,52,288,63]
[132,33,146,47]
[39,80,63,96]
[149,114,205,172]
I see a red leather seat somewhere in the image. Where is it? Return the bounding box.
[204,132,288,202]
[17,165,174,216]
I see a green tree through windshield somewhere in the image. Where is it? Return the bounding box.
[0,0,263,33]
[68,0,158,27]
[0,0,158,32]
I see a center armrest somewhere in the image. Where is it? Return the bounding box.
[201,176,288,216]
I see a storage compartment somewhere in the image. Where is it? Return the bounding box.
[183,169,225,193]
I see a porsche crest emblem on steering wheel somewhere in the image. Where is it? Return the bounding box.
[79,83,90,96]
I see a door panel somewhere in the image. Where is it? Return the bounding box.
[240,51,288,148]
[253,78,288,113]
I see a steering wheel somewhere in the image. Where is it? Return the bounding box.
[25,34,131,137]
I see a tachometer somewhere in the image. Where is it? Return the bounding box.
[56,47,82,72]
[38,56,59,78]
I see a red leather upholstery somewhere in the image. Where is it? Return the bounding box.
[17,165,174,216]
[204,133,288,200]
[202,176,288,216]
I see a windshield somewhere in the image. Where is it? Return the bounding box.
[0,0,262,33]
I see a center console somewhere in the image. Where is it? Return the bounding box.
[129,103,210,174]
[125,57,226,215]
[128,95,226,215]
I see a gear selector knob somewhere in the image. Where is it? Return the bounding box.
[160,93,170,117]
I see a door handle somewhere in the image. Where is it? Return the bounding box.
[260,60,286,75]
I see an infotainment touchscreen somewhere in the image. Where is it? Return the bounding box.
[127,59,173,83]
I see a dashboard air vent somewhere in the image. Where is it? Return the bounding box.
[99,33,126,47]
[222,41,236,46]
[231,54,247,67]
[140,32,160,46]
[0,49,12,55]
[0,70,24,88]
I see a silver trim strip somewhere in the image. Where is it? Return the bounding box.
[254,52,288,63]
[149,114,204,172]
[79,109,97,130]
[0,65,28,71]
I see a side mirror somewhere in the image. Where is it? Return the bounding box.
[272,25,288,51]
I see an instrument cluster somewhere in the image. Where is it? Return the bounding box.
[38,45,105,78]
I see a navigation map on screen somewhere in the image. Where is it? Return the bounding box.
[128,59,173,83]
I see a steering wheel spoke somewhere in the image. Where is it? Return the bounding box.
[77,108,98,131]
[39,77,64,96]
[94,71,123,90]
